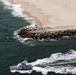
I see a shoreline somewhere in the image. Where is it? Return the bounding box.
[11,0,76,29]
[11,0,76,41]
[11,0,42,28]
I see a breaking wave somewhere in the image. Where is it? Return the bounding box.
[1,0,36,28]
[11,50,76,75]
[13,29,32,43]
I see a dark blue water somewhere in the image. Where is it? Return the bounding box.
[0,2,76,75]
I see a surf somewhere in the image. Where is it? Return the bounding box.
[10,50,76,75]
[1,0,36,28]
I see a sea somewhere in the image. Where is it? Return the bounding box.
[0,0,76,75]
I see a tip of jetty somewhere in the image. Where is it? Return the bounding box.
[17,26,76,41]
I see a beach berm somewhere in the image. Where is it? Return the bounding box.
[13,0,76,29]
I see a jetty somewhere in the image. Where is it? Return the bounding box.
[17,26,76,40]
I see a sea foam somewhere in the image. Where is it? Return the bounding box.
[2,1,76,75]
[30,50,76,75]
[1,0,36,28]
[10,49,76,75]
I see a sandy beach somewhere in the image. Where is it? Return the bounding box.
[12,0,76,29]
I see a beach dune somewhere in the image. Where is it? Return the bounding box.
[13,0,76,29]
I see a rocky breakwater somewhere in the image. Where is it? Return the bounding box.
[17,27,76,41]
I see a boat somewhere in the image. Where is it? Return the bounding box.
[9,60,33,73]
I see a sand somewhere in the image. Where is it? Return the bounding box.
[12,0,76,30]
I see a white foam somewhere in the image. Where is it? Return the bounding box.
[11,4,25,17]
[31,50,76,75]
[10,50,76,75]
[13,28,56,43]
[3,1,76,74]
[33,67,49,75]
[2,0,27,17]
[10,69,33,74]
[26,21,37,28]
[31,50,76,66]
[1,0,36,28]
[1,0,37,42]
[14,30,33,43]
[33,66,76,75]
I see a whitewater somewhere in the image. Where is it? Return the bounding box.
[1,0,37,43]
[10,50,76,75]
[1,0,36,28]
[1,0,76,75]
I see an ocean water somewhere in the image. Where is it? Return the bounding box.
[0,0,76,75]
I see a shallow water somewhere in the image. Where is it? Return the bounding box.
[0,1,76,75]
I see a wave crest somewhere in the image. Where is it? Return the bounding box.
[1,0,36,27]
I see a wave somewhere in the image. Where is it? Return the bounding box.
[31,49,76,65]
[11,50,76,75]
[1,0,25,17]
[30,50,76,75]
[1,0,36,28]
[13,28,32,43]
[14,28,36,46]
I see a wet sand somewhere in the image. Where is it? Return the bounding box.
[12,0,76,30]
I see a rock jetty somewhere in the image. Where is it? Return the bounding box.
[18,27,76,40]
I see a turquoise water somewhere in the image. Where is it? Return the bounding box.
[0,2,76,75]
